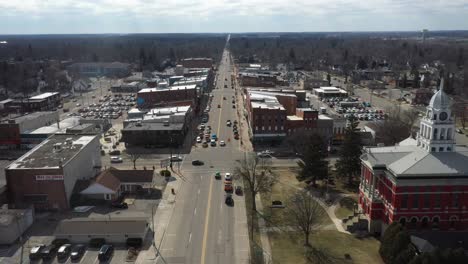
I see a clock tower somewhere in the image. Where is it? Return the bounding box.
[416,79,455,152]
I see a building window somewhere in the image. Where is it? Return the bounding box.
[262,126,265,131]
[421,217,429,228]
[399,217,406,226]
[439,147,444,152]
[268,126,271,131]
[452,193,459,208]
[434,193,441,208]
[412,193,419,209]
[401,194,408,209]
[410,217,418,228]
[104,194,112,200]
[433,128,438,139]
[423,193,430,208]
[447,147,452,151]
[447,128,452,140]
[274,126,278,131]
[431,147,436,152]
[255,126,258,131]
[432,217,440,229]
[440,128,445,140]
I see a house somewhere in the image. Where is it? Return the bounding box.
[80,168,154,201]
[54,216,149,244]
[359,82,468,235]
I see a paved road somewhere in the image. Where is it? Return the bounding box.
[156,41,250,264]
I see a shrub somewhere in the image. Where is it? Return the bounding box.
[160,170,171,177]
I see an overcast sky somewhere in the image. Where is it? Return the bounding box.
[1,0,468,34]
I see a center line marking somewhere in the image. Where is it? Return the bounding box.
[194,208,197,215]
[200,156,215,264]
[189,232,192,243]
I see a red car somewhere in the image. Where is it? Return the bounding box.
[224,184,233,192]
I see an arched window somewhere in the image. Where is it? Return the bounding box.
[421,217,429,228]
[399,217,407,226]
[449,216,458,229]
[410,217,418,228]
[432,217,440,229]
[433,114,437,120]
[447,128,452,140]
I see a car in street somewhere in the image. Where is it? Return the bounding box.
[202,142,208,148]
[232,104,235,108]
[211,134,217,140]
[220,140,226,146]
[57,244,72,260]
[210,139,216,147]
[110,156,123,163]
[196,136,202,143]
[29,245,45,260]
[225,173,232,181]
[192,160,204,166]
[215,172,221,179]
[234,134,239,140]
[98,245,114,261]
[457,129,463,134]
[170,156,183,162]
[225,194,234,205]
[70,244,86,261]
[224,183,233,192]
[226,120,231,126]
[235,186,243,195]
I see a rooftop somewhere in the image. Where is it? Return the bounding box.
[1,111,57,125]
[30,117,81,134]
[7,134,98,169]
[29,92,59,100]
[123,122,184,132]
[314,87,348,93]
[138,84,197,93]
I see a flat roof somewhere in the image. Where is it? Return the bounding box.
[7,134,98,169]
[29,92,59,100]
[1,111,57,124]
[287,115,303,121]
[314,87,348,93]
[123,122,184,131]
[138,84,197,93]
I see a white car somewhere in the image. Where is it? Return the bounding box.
[170,156,182,162]
[220,140,226,146]
[110,156,123,163]
[196,136,202,143]
[225,173,232,181]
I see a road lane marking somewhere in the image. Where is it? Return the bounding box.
[198,189,200,195]
[189,232,192,244]
[194,208,197,215]
[200,166,215,264]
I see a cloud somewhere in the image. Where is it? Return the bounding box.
[0,0,467,33]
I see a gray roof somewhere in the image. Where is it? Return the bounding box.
[123,122,184,132]
[362,145,468,177]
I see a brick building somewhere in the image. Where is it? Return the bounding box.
[180,58,213,69]
[136,85,198,109]
[359,84,468,234]
[5,134,101,210]
[10,92,61,113]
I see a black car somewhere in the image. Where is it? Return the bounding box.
[57,244,72,260]
[40,244,58,260]
[29,245,45,260]
[111,201,128,209]
[225,194,234,206]
[70,244,86,260]
[98,245,114,261]
[192,160,204,166]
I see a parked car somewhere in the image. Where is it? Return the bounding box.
[110,156,123,163]
[57,244,72,260]
[202,142,208,148]
[29,245,45,260]
[220,140,226,146]
[109,150,121,155]
[235,186,243,195]
[210,139,216,146]
[225,173,232,181]
[98,245,114,261]
[40,244,58,260]
[170,156,182,162]
[111,201,128,209]
[70,244,86,260]
[192,160,204,166]
[196,136,202,143]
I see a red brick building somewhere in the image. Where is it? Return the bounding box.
[359,84,468,234]
[137,85,198,109]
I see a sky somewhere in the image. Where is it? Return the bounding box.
[1,0,468,34]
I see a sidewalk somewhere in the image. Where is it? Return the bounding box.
[135,170,184,264]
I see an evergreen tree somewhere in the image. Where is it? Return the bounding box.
[336,117,361,186]
[296,134,328,186]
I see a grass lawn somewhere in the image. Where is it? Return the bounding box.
[269,230,383,264]
[335,196,358,220]
[261,168,331,227]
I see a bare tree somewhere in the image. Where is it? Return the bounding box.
[130,154,141,170]
[374,105,420,145]
[234,152,277,239]
[286,190,325,247]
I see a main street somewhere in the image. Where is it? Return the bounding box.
[155,38,250,264]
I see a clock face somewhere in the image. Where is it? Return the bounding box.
[439,112,448,121]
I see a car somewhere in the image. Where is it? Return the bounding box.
[170,156,183,162]
[72,99,78,102]
[225,173,232,181]
[110,156,123,163]
[202,117,208,122]
[224,184,233,192]
[57,244,72,260]
[232,100,235,104]
[202,142,208,148]
[76,103,81,107]
[225,194,234,205]
[226,121,231,126]
[223,96,226,100]
[235,186,243,195]
[200,124,205,130]
[220,140,226,146]
[457,129,463,134]
[29,245,45,260]
[196,136,202,143]
[111,201,128,209]
[234,134,239,140]
[210,139,216,146]
[211,134,217,140]
[232,104,236,108]
[192,160,204,166]
[70,244,86,260]
[218,104,221,108]
[98,245,114,261]
[109,150,121,155]
[40,244,58,260]
[215,172,221,179]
